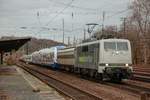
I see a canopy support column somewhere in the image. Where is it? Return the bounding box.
[0,51,3,64]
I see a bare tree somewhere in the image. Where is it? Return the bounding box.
[93,25,118,39]
[130,0,150,37]
[128,0,150,64]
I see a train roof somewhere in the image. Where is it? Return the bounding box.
[76,39,130,47]
[101,39,130,42]
[58,47,75,53]
[38,48,53,54]
[51,45,66,49]
[31,51,39,55]
[59,46,75,50]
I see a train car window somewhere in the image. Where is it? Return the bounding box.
[104,42,116,51]
[117,42,128,51]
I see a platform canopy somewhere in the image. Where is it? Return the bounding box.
[0,37,31,64]
[0,37,31,52]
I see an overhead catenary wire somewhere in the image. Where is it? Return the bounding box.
[45,0,74,26]
[35,0,131,43]
[36,0,74,35]
[48,0,97,11]
[40,0,130,29]
[95,8,131,26]
[107,8,130,19]
[46,11,102,16]
[34,8,130,34]
[47,0,125,12]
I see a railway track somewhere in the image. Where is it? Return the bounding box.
[63,69,150,98]
[104,80,150,98]
[132,66,150,83]
[80,73,150,98]
[73,71,150,98]
[17,62,150,100]
[17,63,102,100]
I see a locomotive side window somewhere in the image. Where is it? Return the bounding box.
[104,42,116,51]
[117,42,128,51]
[82,46,88,52]
[77,43,99,66]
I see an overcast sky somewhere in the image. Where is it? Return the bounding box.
[0,0,132,43]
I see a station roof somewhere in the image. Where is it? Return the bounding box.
[0,37,31,52]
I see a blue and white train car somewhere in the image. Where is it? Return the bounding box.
[31,45,65,69]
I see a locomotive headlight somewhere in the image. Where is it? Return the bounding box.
[125,64,129,67]
[105,64,109,66]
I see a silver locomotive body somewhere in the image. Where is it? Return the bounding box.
[74,39,132,81]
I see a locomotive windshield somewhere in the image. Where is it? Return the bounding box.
[117,42,128,51]
[104,42,128,51]
[104,42,116,51]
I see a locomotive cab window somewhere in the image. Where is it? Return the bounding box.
[104,42,128,51]
[117,42,128,51]
[104,42,116,51]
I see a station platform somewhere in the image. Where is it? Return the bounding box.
[0,65,66,100]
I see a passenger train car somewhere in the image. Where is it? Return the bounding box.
[57,47,75,71]
[22,39,132,81]
[20,54,32,63]
[22,45,65,68]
